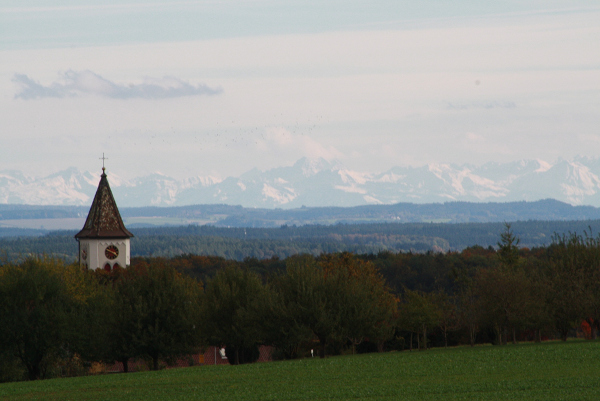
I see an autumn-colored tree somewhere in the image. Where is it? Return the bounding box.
[266,253,397,358]
[318,253,397,353]
[543,231,600,341]
[578,231,600,339]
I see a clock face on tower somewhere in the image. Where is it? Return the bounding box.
[105,245,119,260]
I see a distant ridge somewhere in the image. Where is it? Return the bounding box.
[4,157,600,208]
[2,199,600,231]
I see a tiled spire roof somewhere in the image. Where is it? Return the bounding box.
[75,169,133,239]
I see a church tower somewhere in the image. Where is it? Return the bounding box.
[75,166,133,271]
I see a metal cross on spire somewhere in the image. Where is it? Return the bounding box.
[100,153,108,173]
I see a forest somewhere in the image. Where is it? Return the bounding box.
[3,219,600,261]
[1,224,600,383]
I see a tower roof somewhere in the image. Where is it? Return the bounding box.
[75,169,133,239]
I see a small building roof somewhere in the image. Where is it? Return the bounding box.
[75,168,133,239]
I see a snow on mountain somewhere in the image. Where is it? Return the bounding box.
[0,168,96,205]
[6,157,600,207]
[300,157,337,177]
[0,171,32,204]
[262,183,297,205]
[556,160,600,205]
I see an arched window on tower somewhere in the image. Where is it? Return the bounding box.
[113,263,122,271]
[104,263,112,272]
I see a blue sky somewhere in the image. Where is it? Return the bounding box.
[4,1,581,48]
[1,1,599,179]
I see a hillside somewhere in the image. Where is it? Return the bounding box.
[1,342,599,401]
[2,199,600,234]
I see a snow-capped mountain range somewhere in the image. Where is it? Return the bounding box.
[3,157,600,208]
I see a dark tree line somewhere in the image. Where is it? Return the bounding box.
[0,253,396,381]
[7,219,600,262]
[2,225,600,382]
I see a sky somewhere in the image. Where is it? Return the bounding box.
[1,1,599,180]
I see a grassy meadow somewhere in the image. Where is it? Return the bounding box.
[1,340,599,401]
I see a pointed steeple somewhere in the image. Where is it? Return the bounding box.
[75,168,133,239]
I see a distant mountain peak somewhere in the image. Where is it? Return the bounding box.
[535,159,552,173]
[294,157,329,176]
[5,157,600,208]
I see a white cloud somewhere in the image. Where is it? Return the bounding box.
[12,70,222,100]
[262,127,343,161]
[465,132,484,142]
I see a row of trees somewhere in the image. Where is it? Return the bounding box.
[394,226,600,349]
[167,225,600,349]
[2,225,600,382]
[0,258,202,381]
[0,252,397,381]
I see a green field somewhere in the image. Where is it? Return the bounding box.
[1,341,599,401]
